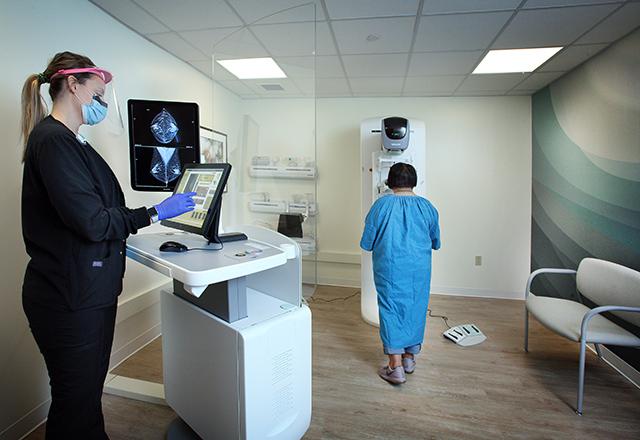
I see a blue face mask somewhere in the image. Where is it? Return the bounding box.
[74,88,108,126]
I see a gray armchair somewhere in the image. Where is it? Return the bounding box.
[524,258,640,415]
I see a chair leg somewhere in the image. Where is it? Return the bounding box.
[524,309,529,352]
[577,339,587,416]
[595,343,603,359]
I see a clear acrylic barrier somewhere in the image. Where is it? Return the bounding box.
[210,3,317,293]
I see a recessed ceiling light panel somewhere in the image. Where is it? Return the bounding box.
[216,57,287,79]
[473,47,563,74]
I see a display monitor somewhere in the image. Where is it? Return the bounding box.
[128,99,200,192]
[161,163,234,244]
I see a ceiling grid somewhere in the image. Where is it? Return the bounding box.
[89,0,640,98]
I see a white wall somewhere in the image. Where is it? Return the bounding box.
[316,97,532,296]
[238,97,532,294]
[0,1,233,438]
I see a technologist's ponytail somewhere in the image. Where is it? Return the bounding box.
[20,73,48,161]
[20,51,96,162]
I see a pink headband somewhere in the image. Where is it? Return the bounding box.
[50,67,113,84]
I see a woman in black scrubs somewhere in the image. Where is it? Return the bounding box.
[20,51,195,439]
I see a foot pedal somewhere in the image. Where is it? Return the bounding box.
[443,324,486,347]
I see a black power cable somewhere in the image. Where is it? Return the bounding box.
[308,290,361,303]
[427,308,451,329]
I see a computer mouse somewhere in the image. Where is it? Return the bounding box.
[159,241,188,253]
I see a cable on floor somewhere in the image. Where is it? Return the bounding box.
[427,308,451,329]
[307,290,361,303]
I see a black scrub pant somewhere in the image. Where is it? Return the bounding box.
[23,298,117,440]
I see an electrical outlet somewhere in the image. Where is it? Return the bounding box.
[475,256,482,266]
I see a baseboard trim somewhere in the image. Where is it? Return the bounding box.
[1,398,49,440]
[103,376,166,406]
[116,282,168,324]
[599,346,640,390]
[431,286,522,300]
[314,277,360,288]
[109,323,162,371]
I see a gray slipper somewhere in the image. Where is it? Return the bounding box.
[402,357,416,374]
[378,365,406,385]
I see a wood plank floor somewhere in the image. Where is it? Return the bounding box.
[27,286,640,439]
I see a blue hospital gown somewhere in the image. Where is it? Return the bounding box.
[360,195,441,351]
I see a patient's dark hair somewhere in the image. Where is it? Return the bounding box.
[387,162,417,189]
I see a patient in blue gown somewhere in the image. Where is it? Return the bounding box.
[360,163,440,385]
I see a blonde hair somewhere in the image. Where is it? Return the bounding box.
[20,51,95,161]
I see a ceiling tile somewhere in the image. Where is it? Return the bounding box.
[403,91,452,96]
[331,17,416,54]
[315,56,345,77]
[458,73,528,91]
[493,5,618,48]
[423,0,521,14]
[539,43,608,71]
[576,2,640,44]
[217,80,254,95]
[316,77,351,96]
[90,0,169,34]
[350,77,404,94]
[292,78,315,95]
[325,0,419,19]
[342,54,409,77]
[146,32,207,61]
[455,90,508,96]
[523,0,622,8]
[317,21,338,55]
[508,89,537,95]
[275,56,344,78]
[226,0,324,25]
[513,71,565,89]
[180,27,241,55]
[209,28,269,59]
[403,75,466,94]
[274,56,315,78]
[250,22,316,56]
[135,0,243,31]
[189,60,213,77]
[414,12,511,51]
[408,51,483,75]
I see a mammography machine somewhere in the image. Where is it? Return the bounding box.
[360,117,426,326]
[125,163,312,439]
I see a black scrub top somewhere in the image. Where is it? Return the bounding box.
[22,116,151,311]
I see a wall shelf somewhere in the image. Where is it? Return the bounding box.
[249,201,318,216]
[249,165,316,179]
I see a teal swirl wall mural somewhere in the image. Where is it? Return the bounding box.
[531,31,640,368]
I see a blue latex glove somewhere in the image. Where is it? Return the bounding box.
[155,192,197,220]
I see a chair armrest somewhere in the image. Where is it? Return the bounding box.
[580,306,640,343]
[525,268,577,299]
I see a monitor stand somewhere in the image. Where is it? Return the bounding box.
[206,196,248,245]
[218,232,248,243]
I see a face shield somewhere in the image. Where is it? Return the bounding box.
[99,78,125,135]
[51,67,124,135]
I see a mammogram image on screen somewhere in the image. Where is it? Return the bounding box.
[149,109,182,184]
[129,100,199,191]
[150,147,182,184]
[151,109,179,144]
